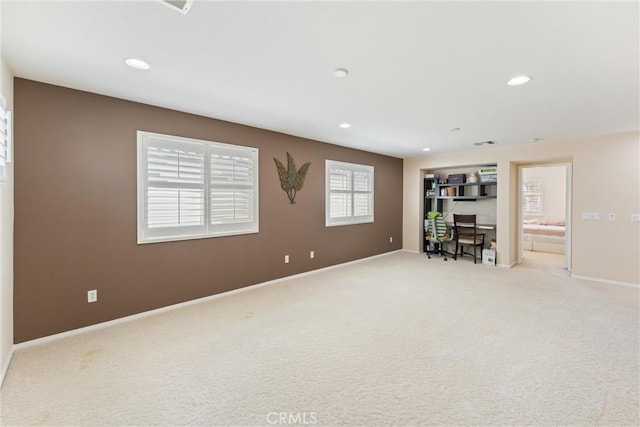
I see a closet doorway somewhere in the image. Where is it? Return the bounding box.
[518,163,571,271]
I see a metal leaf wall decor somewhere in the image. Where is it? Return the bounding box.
[273,152,311,204]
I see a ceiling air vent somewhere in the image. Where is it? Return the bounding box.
[473,140,497,146]
[161,0,194,14]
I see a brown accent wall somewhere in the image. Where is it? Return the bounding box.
[13,78,403,343]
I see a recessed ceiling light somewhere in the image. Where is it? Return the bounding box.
[125,58,150,70]
[422,148,431,152]
[449,127,461,132]
[507,75,531,86]
[339,122,352,129]
[334,68,349,78]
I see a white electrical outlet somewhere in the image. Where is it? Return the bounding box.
[389,236,393,243]
[631,214,640,223]
[608,213,616,221]
[284,255,289,264]
[581,212,600,221]
[310,251,314,259]
[87,289,97,303]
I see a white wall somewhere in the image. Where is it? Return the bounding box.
[1,0,16,384]
[522,165,566,221]
[404,132,640,284]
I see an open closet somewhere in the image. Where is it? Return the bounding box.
[423,164,498,264]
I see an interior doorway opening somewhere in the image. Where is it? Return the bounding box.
[518,163,571,271]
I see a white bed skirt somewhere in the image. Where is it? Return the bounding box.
[522,233,565,254]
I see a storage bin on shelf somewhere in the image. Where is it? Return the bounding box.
[479,167,497,183]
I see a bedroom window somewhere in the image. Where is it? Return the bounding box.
[522,180,542,215]
[137,131,259,244]
[326,160,374,226]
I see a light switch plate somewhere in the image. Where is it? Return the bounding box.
[582,212,600,221]
[631,214,640,223]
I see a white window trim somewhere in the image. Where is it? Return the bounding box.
[137,131,259,244]
[325,159,374,227]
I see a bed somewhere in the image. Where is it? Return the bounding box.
[522,218,566,254]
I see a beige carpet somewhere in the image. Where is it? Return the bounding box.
[1,251,638,426]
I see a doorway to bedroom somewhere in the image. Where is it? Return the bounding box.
[519,163,571,271]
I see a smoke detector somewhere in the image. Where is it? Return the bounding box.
[473,140,497,146]
[161,0,194,14]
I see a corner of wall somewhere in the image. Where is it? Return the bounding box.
[0,43,16,385]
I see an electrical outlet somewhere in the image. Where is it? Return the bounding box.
[310,251,314,259]
[581,212,600,221]
[608,213,616,221]
[632,214,640,223]
[87,289,97,303]
[389,236,393,243]
[284,255,289,264]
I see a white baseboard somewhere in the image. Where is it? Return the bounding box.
[401,248,420,254]
[0,347,15,389]
[571,274,640,289]
[13,250,403,352]
[497,262,516,268]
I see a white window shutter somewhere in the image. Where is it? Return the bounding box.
[138,132,258,244]
[328,167,352,219]
[146,142,205,228]
[353,170,373,217]
[0,96,8,183]
[209,147,258,233]
[326,160,374,226]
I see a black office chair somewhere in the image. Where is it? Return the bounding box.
[453,214,485,264]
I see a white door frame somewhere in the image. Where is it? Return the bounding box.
[517,162,572,271]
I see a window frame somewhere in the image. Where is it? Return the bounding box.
[325,159,374,227]
[137,131,259,244]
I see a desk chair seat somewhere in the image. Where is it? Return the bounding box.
[453,214,485,264]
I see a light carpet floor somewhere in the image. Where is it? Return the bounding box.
[1,251,638,426]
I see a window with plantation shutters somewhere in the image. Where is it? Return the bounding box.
[522,180,542,215]
[0,95,10,184]
[138,132,258,243]
[325,160,374,226]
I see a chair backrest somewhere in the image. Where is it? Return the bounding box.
[427,211,451,242]
[453,214,478,238]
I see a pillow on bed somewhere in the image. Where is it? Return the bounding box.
[541,218,565,226]
[523,219,541,224]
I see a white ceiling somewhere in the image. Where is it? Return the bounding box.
[2,1,638,158]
